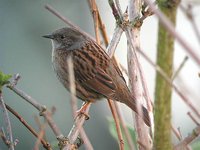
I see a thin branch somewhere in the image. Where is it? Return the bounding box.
[5,104,51,150]
[67,56,93,150]
[144,0,200,65]
[174,125,200,150]
[87,2,125,150]
[87,0,100,44]
[187,112,200,125]
[180,4,200,45]
[0,128,10,147]
[114,102,135,150]
[171,124,182,141]
[0,91,14,150]
[33,121,48,150]
[172,56,188,80]
[44,4,94,41]
[136,47,200,118]
[67,56,78,119]
[108,100,124,150]
[6,76,64,139]
[64,103,91,150]
[108,0,123,25]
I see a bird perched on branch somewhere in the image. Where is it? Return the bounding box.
[43,27,150,127]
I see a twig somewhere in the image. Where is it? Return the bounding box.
[87,0,100,44]
[67,56,93,150]
[172,56,188,80]
[174,125,200,150]
[44,4,94,41]
[108,0,123,25]
[67,56,78,119]
[106,27,123,56]
[180,4,200,45]
[65,103,91,150]
[136,47,200,118]
[171,124,182,141]
[88,2,125,150]
[6,76,64,140]
[33,121,48,150]
[0,128,10,148]
[5,104,51,150]
[0,91,15,150]
[114,102,135,150]
[108,100,124,150]
[187,112,200,125]
[144,0,200,65]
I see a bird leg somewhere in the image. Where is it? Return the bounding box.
[76,102,91,120]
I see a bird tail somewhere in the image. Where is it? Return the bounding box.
[124,96,151,127]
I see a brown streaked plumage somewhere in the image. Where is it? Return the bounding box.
[43,27,150,127]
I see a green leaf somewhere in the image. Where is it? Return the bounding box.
[107,117,137,150]
[192,141,200,150]
[0,71,12,90]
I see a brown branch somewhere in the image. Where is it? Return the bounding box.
[114,102,135,150]
[89,0,124,150]
[5,104,51,150]
[87,0,100,44]
[6,76,64,141]
[174,125,200,150]
[108,100,124,150]
[33,122,48,150]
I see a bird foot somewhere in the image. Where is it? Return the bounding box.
[75,102,91,120]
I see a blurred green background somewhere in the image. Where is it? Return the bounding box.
[0,0,200,149]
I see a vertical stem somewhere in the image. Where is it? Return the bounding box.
[128,0,151,149]
[154,0,179,149]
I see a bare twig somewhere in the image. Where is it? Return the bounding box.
[0,91,15,150]
[144,0,200,65]
[171,124,182,141]
[67,56,93,150]
[172,56,189,80]
[108,100,124,150]
[5,104,51,150]
[180,4,200,45]
[33,121,48,150]
[174,125,200,150]
[136,47,200,118]
[0,128,11,148]
[187,112,200,125]
[88,2,125,149]
[67,56,78,119]
[65,103,91,150]
[114,102,135,150]
[87,0,100,44]
[6,76,64,139]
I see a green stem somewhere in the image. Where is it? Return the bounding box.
[154,0,180,149]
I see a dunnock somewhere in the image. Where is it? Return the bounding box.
[43,27,150,127]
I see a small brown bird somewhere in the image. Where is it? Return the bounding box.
[43,27,150,127]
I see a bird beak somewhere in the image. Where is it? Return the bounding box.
[42,34,54,39]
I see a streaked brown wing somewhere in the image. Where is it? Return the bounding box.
[72,41,117,98]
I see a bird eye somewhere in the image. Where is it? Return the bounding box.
[60,35,65,39]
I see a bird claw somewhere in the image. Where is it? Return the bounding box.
[75,102,91,120]
[76,110,90,120]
